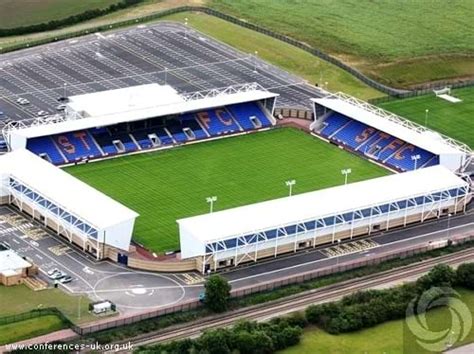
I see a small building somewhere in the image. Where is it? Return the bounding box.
[0,250,32,286]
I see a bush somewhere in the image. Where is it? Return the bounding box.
[204,275,232,313]
[139,320,302,354]
[416,264,456,290]
[456,263,474,289]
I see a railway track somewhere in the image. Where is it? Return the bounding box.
[116,247,474,348]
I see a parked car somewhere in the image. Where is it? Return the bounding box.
[57,96,69,103]
[56,104,66,111]
[37,111,48,116]
[47,268,59,276]
[16,98,29,105]
[59,275,73,284]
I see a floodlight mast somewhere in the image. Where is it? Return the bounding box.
[411,154,421,170]
[206,196,217,213]
[285,179,296,196]
[341,168,352,185]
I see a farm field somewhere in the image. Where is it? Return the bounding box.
[379,87,474,148]
[0,0,122,28]
[210,0,474,87]
[0,315,66,345]
[165,12,381,100]
[66,128,389,252]
[283,288,474,354]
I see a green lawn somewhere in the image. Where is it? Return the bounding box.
[66,128,388,252]
[379,87,474,148]
[210,0,474,87]
[165,12,382,100]
[0,315,66,345]
[283,288,474,354]
[0,0,122,28]
[0,285,94,324]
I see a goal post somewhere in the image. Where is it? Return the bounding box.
[433,87,451,96]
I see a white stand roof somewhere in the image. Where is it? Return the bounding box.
[178,165,467,245]
[8,83,278,140]
[0,149,138,230]
[312,93,470,156]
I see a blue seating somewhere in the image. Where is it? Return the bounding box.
[386,145,434,171]
[320,113,350,137]
[227,102,272,130]
[319,112,438,171]
[26,137,66,164]
[52,131,103,161]
[27,102,276,164]
[195,108,240,135]
[332,120,375,149]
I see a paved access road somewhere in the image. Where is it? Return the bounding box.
[1,205,472,314]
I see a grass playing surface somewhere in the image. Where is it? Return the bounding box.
[379,87,474,148]
[66,128,388,252]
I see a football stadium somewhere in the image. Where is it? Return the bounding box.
[0,23,472,273]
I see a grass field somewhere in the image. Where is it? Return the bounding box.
[0,0,122,28]
[0,315,66,345]
[210,0,474,87]
[66,128,388,252]
[283,288,474,354]
[379,87,474,148]
[0,285,94,324]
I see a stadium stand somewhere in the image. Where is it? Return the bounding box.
[25,102,273,165]
[319,112,436,171]
[26,137,65,165]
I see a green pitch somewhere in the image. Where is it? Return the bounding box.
[65,128,388,252]
[379,86,474,148]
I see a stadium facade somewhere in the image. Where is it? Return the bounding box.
[0,82,472,272]
[178,166,471,272]
[0,149,138,259]
[311,93,471,173]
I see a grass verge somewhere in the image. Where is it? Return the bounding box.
[0,314,66,345]
[0,285,94,324]
[282,288,474,354]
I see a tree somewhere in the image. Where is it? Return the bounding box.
[197,329,231,354]
[204,275,231,313]
[456,263,474,289]
[417,264,456,290]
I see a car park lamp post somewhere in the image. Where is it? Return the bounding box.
[341,168,352,185]
[253,51,258,72]
[206,196,217,213]
[425,109,429,127]
[63,83,67,98]
[447,213,453,240]
[184,18,188,39]
[411,154,421,170]
[164,67,168,85]
[285,179,296,197]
